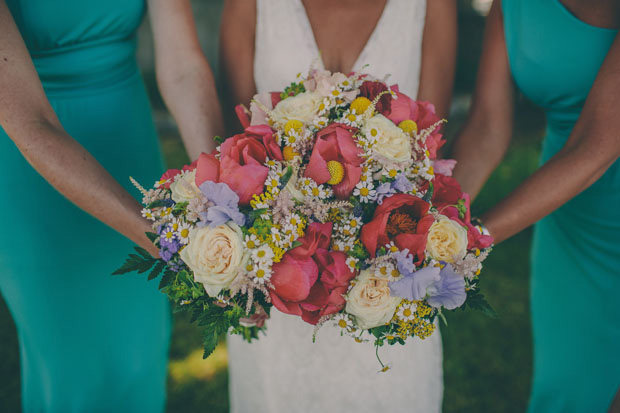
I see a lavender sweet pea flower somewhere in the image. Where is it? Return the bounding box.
[391,173,414,193]
[389,264,467,310]
[427,264,466,310]
[198,181,246,228]
[389,266,441,301]
[375,182,395,204]
[392,248,416,275]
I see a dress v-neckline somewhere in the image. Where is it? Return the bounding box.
[296,0,392,73]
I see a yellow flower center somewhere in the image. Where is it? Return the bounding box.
[180,229,189,238]
[347,113,357,122]
[247,240,256,249]
[312,187,320,196]
[391,269,400,278]
[283,146,299,161]
[403,308,412,317]
[256,269,265,278]
[379,267,387,275]
[338,319,347,328]
[350,97,372,114]
[388,169,398,178]
[246,264,254,271]
[359,187,370,197]
[398,119,418,134]
[284,119,303,134]
[326,160,345,185]
[257,250,266,258]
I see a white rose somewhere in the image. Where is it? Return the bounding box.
[426,216,468,263]
[345,269,402,329]
[170,170,201,203]
[270,91,323,126]
[363,114,413,163]
[179,223,247,297]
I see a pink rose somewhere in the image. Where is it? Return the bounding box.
[196,127,282,205]
[385,92,445,159]
[304,123,363,199]
[270,223,356,325]
[159,168,181,189]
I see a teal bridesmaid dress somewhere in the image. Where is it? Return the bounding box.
[0,1,171,411]
[502,1,620,411]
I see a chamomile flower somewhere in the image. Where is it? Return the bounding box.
[346,256,359,272]
[141,208,156,221]
[252,244,275,265]
[250,265,273,285]
[160,225,176,242]
[382,167,401,179]
[385,241,400,254]
[374,262,396,279]
[177,222,192,245]
[159,206,173,220]
[353,181,377,203]
[396,302,418,322]
[245,234,260,249]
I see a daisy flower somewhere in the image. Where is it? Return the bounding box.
[345,256,359,272]
[353,181,377,203]
[252,245,275,265]
[396,302,418,322]
[245,234,260,249]
[177,222,192,245]
[141,208,156,221]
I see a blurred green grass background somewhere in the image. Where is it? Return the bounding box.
[0,1,545,411]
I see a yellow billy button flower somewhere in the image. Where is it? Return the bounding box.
[350,97,372,114]
[398,119,418,135]
[283,146,299,161]
[326,160,345,185]
[284,119,303,135]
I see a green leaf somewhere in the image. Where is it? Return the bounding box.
[291,240,303,249]
[146,199,167,209]
[423,182,434,202]
[147,260,166,281]
[278,166,293,189]
[461,288,498,318]
[112,253,155,275]
[202,327,219,359]
[214,135,225,145]
[159,269,175,290]
[249,208,269,221]
[135,246,153,260]
[146,232,159,243]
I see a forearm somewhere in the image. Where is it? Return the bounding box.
[158,57,224,160]
[8,119,157,255]
[482,144,615,243]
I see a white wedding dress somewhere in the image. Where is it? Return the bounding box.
[228,0,443,412]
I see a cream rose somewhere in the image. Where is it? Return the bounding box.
[364,114,413,163]
[270,91,323,126]
[345,269,402,329]
[426,216,468,263]
[179,223,247,297]
[170,170,201,203]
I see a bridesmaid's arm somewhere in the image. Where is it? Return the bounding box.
[219,0,257,133]
[0,0,158,256]
[417,0,458,118]
[481,32,620,243]
[451,0,515,199]
[148,0,224,160]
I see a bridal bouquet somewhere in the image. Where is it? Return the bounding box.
[115,68,494,362]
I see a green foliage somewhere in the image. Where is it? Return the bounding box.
[280,81,306,99]
[173,201,189,216]
[112,247,158,276]
[146,231,159,243]
[214,135,225,145]
[456,198,467,220]
[423,182,434,202]
[348,241,370,263]
[278,166,293,189]
[460,288,498,318]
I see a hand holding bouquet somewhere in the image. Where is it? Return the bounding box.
[115,67,494,364]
